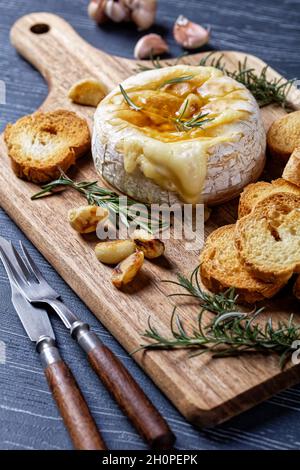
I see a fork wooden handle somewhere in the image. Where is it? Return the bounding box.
[72,324,175,450]
[37,337,107,450]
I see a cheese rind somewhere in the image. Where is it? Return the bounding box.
[92,65,266,205]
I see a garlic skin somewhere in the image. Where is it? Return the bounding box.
[134,34,169,60]
[88,0,107,24]
[105,0,130,23]
[173,15,210,49]
[125,0,157,31]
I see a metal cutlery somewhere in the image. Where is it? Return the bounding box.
[0,237,107,450]
[0,237,175,450]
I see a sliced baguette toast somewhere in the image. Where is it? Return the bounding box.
[267,110,300,162]
[238,178,300,218]
[4,110,91,183]
[200,224,286,304]
[283,147,300,188]
[235,193,300,282]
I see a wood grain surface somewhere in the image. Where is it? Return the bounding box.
[88,343,175,449]
[44,359,107,450]
[1,12,300,428]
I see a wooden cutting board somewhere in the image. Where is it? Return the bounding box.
[1,12,300,427]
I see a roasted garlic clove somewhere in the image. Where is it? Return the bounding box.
[134,33,169,60]
[127,0,157,30]
[105,0,130,23]
[112,251,144,288]
[88,0,108,24]
[68,205,109,234]
[173,15,210,49]
[95,239,136,265]
[68,79,108,107]
[176,94,202,119]
[131,229,165,259]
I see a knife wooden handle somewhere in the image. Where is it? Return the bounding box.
[38,337,107,450]
[72,324,175,450]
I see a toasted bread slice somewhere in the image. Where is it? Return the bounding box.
[293,275,300,301]
[200,224,285,304]
[235,193,300,282]
[238,178,300,218]
[4,110,91,183]
[283,147,300,188]
[267,111,300,162]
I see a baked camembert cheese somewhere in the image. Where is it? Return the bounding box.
[93,65,266,205]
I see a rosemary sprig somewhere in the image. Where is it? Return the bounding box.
[199,53,296,108]
[137,266,300,368]
[136,307,300,369]
[135,52,189,72]
[136,55,164,72]
[136,51,295,109]
[174,108,214,132]
[120,84,142,111]
[199,51,226,71]
[158,75,194,89]
[162,266,239,314]
[31,172,165,233]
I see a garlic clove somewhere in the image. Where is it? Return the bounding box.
[129,0,157,30]
[105,0,130,23]
[68,79,108,107]
[176,94,202,119]
[88,0,108,24]
[68,205,109,234]
[173,15,210,50]
[112,251,144,288]
[131,229,165,259]
[134,33,169,60]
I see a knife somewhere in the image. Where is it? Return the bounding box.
[0,237,107,450]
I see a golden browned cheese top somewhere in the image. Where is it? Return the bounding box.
[114,73,249,143]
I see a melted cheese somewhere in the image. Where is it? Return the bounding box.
[99,66,255,203]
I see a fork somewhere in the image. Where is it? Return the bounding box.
[0,241,175,450]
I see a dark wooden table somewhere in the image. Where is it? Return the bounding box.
[0,0,300,450]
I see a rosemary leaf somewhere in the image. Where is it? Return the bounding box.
[199,53,296,109]
[174,110,214,132]
[135,52,190,73]
[135,54,168,72]
[158,75,194,89]
[136,51,295,109]
[119,84,142,111]
[137,265,300,368]
[136,306,300,369]
[162,266,239,314]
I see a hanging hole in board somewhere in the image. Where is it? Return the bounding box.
[30,24,50,35]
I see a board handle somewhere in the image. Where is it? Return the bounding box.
[9,12,116,91]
